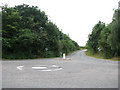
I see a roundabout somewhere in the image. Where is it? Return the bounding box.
[17,65,62,71]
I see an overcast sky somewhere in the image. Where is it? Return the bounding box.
[1,0,119,46]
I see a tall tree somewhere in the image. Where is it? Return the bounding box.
[2,4,79,59]
[107,9,120,56]
[87,21,105,54]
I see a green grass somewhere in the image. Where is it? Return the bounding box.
[85,51,120,61]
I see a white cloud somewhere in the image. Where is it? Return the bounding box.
[1,0,119,46]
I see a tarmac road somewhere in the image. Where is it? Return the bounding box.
[2,50,118,88]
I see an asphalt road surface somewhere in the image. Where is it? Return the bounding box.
[2,50,118,88]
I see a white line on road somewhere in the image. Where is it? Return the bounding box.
[51,65,59,67]
[41,67,62,72]
[17,66,23,70]
[16,65,62,71]
[32,66,47,69]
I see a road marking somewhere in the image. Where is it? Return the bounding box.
[52,68,62,71]
[32,66,47,69]
[41,67,62,72]
[17,65,62,71]
[51,65,59,67]
[17,66,23,70]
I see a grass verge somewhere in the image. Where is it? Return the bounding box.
[85,51,120,61]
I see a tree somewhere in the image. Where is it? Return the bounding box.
[2,4,79,59]
[87,21,105,54]
[98,25,113,58]
[107,9,120,56]
[86,8,120,58]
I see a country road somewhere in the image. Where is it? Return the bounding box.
[2,50,118,88]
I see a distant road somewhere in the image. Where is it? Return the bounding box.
[2,50,118,88]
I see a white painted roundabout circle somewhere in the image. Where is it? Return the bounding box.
[17,65,62,72]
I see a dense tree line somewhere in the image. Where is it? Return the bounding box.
[2,4,79,59]
[86,9,120,59]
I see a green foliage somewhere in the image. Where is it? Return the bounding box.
[87,21,105,54]
[107,10,120,56]
[79,46,85,50]
[86,9,120,58]
[2,4,79,59]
